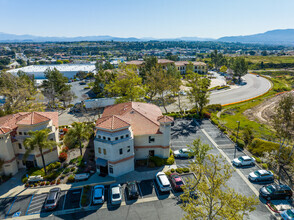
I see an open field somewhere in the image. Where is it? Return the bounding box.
[245,55,294,64]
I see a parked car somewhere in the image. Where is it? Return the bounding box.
[248,170,274,182]
[232,156,255,167]
[44,187,61,211]
[156,172,172,192]
[110,184,122,205]
[92,185,105,204]
[169,173,184,191]
[173,148,193,158]
[259,184,293,200]
[281,209,294,220]
[126,181,139,200]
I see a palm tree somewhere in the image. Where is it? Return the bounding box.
[64,122,92,156]
[24,129,57,175]
[0,158,4,171]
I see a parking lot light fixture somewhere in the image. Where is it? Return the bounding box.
[234,121,240,158]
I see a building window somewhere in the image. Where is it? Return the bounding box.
[115,137,118,140]
[19,132,22,135]
[18,143,22,149]
[149,150,155,156]
[98,135,101,139]
[126,134,129,138]
[103,149,106,155]
[120,136,124,139]
[24,132,27,135]
[108,137,111,141]
[103,136,106,140]
[109,166,113,174]
[149,136,155,143]
[98,147,101,154]
[127,146,130,152]
[119,148,123,155]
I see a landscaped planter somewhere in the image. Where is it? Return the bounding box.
[80,185,92,208]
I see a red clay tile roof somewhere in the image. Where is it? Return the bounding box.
[157,115,174,123]
[100,102,173,135]
[0,112,59,134]
[0,127,11,135]
[157,59,174,64]
[175,61,206,66]
[96,115,130,131]
[16,112,50,125]
[125,60,145,65]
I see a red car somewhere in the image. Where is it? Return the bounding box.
[170,173,184,191]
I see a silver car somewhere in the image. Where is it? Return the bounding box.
[110,184,122,205]
[248,170,274,182]
[44,187,61,211]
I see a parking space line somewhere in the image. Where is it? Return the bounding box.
[137,182,143,198]
[152,180,159,197]
[62,191,67,210]
[199,124,276,217]
[25,194,34,216]
[5,196,16,219]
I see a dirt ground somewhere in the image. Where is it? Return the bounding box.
[243,90,294,126]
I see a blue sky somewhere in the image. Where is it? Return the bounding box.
[0,0,294,38]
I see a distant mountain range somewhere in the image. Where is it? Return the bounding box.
[0,29,294,45]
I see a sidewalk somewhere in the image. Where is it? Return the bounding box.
[0,169,26,198]
[0,172,115,198]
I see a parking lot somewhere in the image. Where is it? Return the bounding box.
[0,175,187,219]
[171,119,275,219]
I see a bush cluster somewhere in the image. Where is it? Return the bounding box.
[248,138,279,156]
[67,175,75,183]
[59,152,68,162]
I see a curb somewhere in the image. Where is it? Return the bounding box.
[266,201,281,214]
[221,73,273,107]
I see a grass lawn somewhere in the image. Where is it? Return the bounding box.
[214,74,292,141]
[245,55,294,64]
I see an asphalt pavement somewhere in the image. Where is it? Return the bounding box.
[171,119,275,220]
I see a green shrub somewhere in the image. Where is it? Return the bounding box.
[171,168,175,173]
[150,156,165,167]
[22,177,28,184]
[182,168,190,173]
[253,157,262,163]
[70,167,76,172]
[54,162,61,169]
[248,138,280,156]
[148,161,155,168]
[262,163,268,169]
[47,163,55,172]
[165,171,171,176]
[63,163,69,168]
[64,168,70,174]
[176,168,183,174]
[166,155,175,165]
[236,139,245,148]
[229,135,236,143]
[67,175,75,183]
[205,104,222,113]
[44,172,60,181]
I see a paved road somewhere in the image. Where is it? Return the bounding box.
[209,74,272,105]
[164,74,272,112]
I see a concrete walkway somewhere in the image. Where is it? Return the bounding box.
[0,169,26,198]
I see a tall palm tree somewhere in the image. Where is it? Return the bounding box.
[24,129,57,175]
[64,122,92,156]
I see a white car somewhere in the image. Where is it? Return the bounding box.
[156,172,172,192]
[173,148,193,158]
[110,184,122,205]
[92,185,105,204]
[232,156,255,167]
[281,209,294,220]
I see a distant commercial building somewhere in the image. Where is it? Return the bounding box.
[0,112,59,176]
[125,59,207,74]
[94,102,173,177]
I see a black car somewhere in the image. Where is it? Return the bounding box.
[44,187,61,211]
[259,184,292,200]
[126,181,139,200]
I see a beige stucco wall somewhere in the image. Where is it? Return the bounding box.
[35,148,59,167]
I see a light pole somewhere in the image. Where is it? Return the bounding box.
[234,121,240,158]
